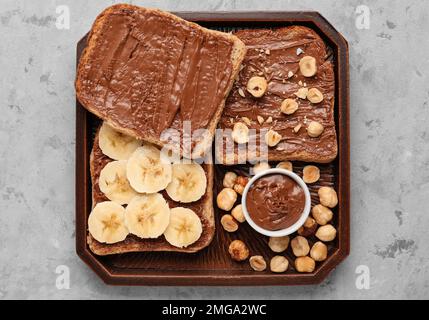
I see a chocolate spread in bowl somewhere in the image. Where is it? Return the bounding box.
[246,174,305,231]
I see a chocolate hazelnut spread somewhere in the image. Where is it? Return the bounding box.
[218,26,337,162]
[246,174,305,231]
[78,6,234,143]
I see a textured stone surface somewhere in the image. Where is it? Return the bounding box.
[0,0,428,299]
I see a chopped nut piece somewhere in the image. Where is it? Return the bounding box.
[312,204,333,225]
[265,49,270,55]
[216,188,237,211]
[307,88,324,103]
[249,255,267,271]
[281,99,299,115]
[298,80,303,86]
[265,116,273,124]
[318,187,338,208]
[232,122,249,144]
[294,87,309,99]
[303,165,320,183]
[241,116,252,126]
[276,161,293,171]
[247,76,268,98]
[270,256,289,273]
[307,121,324,138]
[291,236,310,257]
[268,236,290,253]
[299,56,317,77]
[293,123,302,133]
[315,224,337,242]
[296,48,304,55]
[265,129,282,147]
[231,204,246,223]
[257,115,265,125]
[223,171,238,188]
[228,240,250,261]
[288,71,294,78]
[295,256,315,273]
[238,88,246,98]
[310,241,328,261]
[221,214,239,232]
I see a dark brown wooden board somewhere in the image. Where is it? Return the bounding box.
[75,11,349,286]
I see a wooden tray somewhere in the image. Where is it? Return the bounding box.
[76,11,350,286]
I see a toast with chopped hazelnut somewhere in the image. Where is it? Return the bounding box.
[216,26,337,164]
[76,4,246,159]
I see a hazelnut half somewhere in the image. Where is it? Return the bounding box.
[299,56,317,77]
[315,224,337,242]
[228,240,250,261]
[231,122,249,144]
[318,186,338,208]
[249,255,267,271]
[268,236,290,253]
[276,161,293,171]
[307,121,324,138]
[280,99,299,115]
[303,165,320,184]
[307,88,324,103]
[270,256,289,273]
[221,214,239,232]
[253,162,270,175]
[294,87,309,99]
[310,241,328,262]
[265,129,282,147]
[247,76,268,98]
[223,171,238,188]
[216,187,237,211]
[231,204,246,223]
[295,256,316,273]
[291,236,310,257]
[298,217,317,237]
[312,204,333,225]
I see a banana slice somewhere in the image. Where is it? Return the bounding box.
[88,201,129,244]
[166,163,207,203]
[124,193,170,239]
[126,145,172,193]
[99,160,139,205]
[163,207,202,248]
[99,122,142,160]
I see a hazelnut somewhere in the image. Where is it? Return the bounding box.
[216,188,237,211]
[231,204,246,223]
[307,121,324,138]
[247,76,268,98]
[293,123,302,133]
[312,204,333,225]
[265,129,282,147]
[318,186,338,208]
[310,241,328,262]
[253,162,270,175]
[268,236,290,253]
[257,115,264,124]
[231,122,249,144]
[315,224,337,242]
[303,165,320,184]
[249,255,267,271]
[298,217,317,237]
[221,214,239,232]
[294,87,308,99]
[299,56,317,77]
[228,240,249,261]
[307,88,324,103]
[295,256,316,273]
[270,256,289,273]
[280,99,299,115]
[223,171,238,188]
[276,161,293,171]
[233,183,244,195]
[291,236,310,257]
[233,176,248,195]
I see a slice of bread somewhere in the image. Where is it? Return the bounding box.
[216,26,338,164]
[88,127,215,255]
[76,4,246,158]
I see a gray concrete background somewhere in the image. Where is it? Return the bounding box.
[0,0,428,299]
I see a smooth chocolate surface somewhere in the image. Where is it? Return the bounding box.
[218,26,337,162]
[246,174,305,231]
[79,7,234,139]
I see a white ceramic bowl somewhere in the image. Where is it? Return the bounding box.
[241,168,311,237]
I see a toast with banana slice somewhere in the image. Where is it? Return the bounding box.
[87,123,215,255]
[76,4,246,159]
